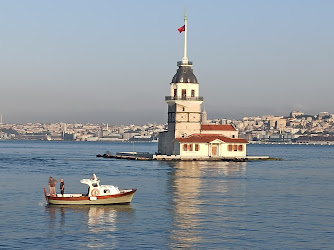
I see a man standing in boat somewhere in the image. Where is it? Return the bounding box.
[60,179,65,197]
[48,177,57,197]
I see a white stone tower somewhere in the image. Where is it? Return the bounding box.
[158,11,203,155]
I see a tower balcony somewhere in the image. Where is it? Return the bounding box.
[177,61,193,66]
[165,96,203,101]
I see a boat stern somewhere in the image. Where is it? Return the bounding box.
[43,188,49,203]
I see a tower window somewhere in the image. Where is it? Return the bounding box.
[191,90,195,97]
[182,89,186,99]
[173,89,177,97]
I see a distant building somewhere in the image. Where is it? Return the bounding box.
[64,133,76,141]
[201,107,208,124]
[268,116,284,128]
[275,118,287,131]
[130,135,153,142]
[122,132,140,140]
[318,112,329,119]
[290,111,304,118]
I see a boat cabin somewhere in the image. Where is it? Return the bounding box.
[80,174,120,197]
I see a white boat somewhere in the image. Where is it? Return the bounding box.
[44,174,136,205]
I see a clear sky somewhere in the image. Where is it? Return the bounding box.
[1,0,333,124]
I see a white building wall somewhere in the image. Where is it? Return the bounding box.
[175,101,201,112]
[220,143,247,157]
[175,122,201,138]
[201,130,238,138]
[170,83,199,97]
[179,143,210,157]
[179,142,247,158]
[173,101,202,138]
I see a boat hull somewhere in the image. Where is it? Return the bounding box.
[44,189,136,205]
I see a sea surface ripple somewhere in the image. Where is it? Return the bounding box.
[0,141,333,249]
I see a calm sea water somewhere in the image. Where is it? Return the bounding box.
[0,141,333,249]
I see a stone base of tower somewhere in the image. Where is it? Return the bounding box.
[152,155,271,161]
[96,153,278,161]
[158,131,180,155]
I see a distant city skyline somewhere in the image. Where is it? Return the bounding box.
[1,109,332,126]
[1,1,333,124]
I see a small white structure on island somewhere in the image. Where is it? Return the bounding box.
[158,12,248,159]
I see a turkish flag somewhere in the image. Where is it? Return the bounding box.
[178,25,185,33]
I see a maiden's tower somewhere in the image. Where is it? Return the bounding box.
[158,13,248,159]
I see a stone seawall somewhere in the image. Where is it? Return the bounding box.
[96,153,282,161]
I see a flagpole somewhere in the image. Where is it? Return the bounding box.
[182,8,188,65]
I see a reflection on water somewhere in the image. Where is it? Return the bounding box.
[87,206,116,233]
[45,205,134,248]
[169,161,202,248]
[169,161,246,248]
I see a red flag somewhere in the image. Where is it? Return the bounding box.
[178,25,185,33]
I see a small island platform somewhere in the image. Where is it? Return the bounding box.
[96,152,282,161]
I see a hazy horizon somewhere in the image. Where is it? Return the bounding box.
[0,108,329,126]
[1,1,333,125]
